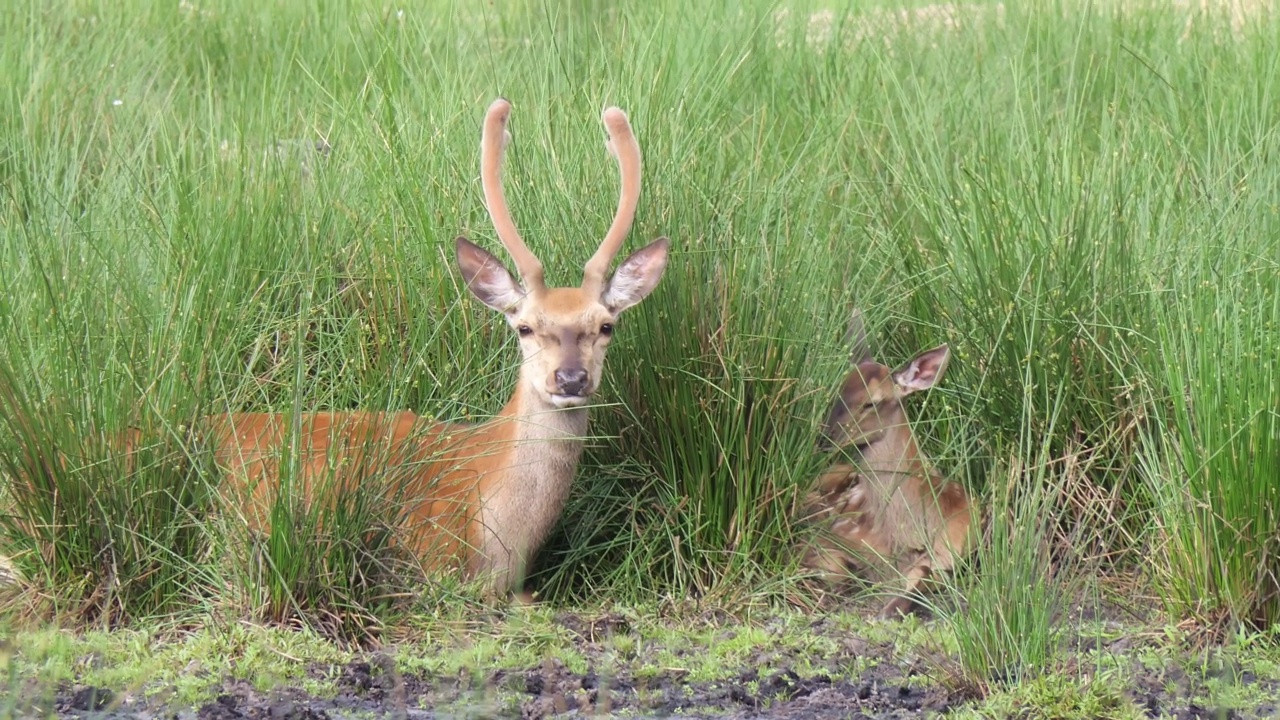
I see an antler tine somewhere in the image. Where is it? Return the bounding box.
[581,106,642,294]
[481,98,545,290]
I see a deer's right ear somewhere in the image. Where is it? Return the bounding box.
[456,236,527,315]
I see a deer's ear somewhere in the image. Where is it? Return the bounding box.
[846,309,873,365]
[456,236,527,315]
[601,237,669,313]
[891,344,951,395]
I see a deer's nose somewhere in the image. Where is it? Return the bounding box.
[815,433,837,452]
[554,368,589,396]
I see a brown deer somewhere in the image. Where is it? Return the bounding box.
[800,311,974,618]
[196,98,669,598]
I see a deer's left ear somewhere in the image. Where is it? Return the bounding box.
[601,237,670,313]
[456,236,527,315]
[891,344,950,395]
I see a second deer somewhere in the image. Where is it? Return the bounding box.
[800,311,975,618]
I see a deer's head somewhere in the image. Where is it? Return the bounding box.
[818,310,950,452]
[456,98,669,409]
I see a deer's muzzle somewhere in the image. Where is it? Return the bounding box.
[553,368,590,397]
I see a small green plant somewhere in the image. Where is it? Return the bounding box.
[949,670,1142,720]
[940,348,1081,692]
[945,451,1072,692]
[226,440,417,643]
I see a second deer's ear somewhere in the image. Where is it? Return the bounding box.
[891,344,951,395]
[600,237,670,313]
[846,309,873,365]
[456,236,527,315]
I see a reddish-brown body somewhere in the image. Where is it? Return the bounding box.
[801,312,977,618]
[203,398,588,588]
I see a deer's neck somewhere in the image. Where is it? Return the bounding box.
[499,391,590,471]
[467,385,590,589]
[854,423,928,502]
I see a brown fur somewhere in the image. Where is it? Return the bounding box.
[178,99,668,598]
[800,312,976,618]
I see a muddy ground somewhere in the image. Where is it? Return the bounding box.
[23,608,1279,720]
[56,657,954,720]
[41,651,955,719]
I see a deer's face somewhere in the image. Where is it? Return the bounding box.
[818,344,951,452]
[511,288,616,407]
[820,361,901,452]
[457,236,669,410]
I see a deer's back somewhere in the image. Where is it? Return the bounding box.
[201,411,494,569]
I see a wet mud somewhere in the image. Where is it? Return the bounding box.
[33,610,1280,719]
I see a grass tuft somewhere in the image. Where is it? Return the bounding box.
[1139,252,1280,633]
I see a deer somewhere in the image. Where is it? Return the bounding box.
[191,98,670,599]
[800,310,975,619]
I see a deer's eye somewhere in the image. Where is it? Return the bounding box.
[518,325,533,337]
[600,323,614,337]
[861,403,875,411]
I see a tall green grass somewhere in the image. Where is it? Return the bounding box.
[0,0,1277,642]
[1139,251,1280,631]
[943,365,1082,691]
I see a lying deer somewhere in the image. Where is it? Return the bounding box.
[196,98,669,598]
[800,311,974,618]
